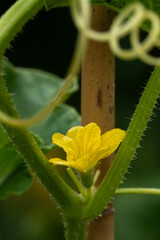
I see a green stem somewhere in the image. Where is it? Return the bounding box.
[0,0,44,58]
[83,65,160,220]
[0,0,81,211]
[87,187,93,201]
[80,170,94,188]
[0,75,80,210]
[115,188,160,196]
[64,217,88,240]
[67,168,86,200]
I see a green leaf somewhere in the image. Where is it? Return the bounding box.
[43,0,160,20]
[0,125,20,184]
[31,104,81,150]
[0,165,32,200]
[0,140,21,183]
[1,59,81,198]
[0,124,33,199]
[43,0,69,9]
[2,59,81,151]
[2,60,78,119]
[101,0,160,16]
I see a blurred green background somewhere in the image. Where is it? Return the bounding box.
[0,1,160,240]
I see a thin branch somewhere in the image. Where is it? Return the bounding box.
[115,188,160,196]
[67,168,86,200]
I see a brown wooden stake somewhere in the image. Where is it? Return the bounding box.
[81,6,115,240]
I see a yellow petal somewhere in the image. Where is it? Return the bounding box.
[49,149,107,172]
[66,126,85,155]
[100,129,126,158]
[75,149,108,172]
[66,122,101,156]
[52,133,78,161]
[49,158,72,167]
[50,125,126,173]
[84,123,101,153]
[49,158,85,172]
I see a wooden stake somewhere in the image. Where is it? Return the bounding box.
[81,6,115,240]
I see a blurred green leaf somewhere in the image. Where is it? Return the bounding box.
[0,59,81,199]
[0,164,32,200]
[0,139,21,183]
[31,104,81,151]
[100,0,160,15]
[0,124,32,199]
[3,59,81,150]
[43,0,67,9]
[43,0,160,19]
[2,60,78,119]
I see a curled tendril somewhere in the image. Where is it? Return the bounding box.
[0,31,86,128]
[0,0,90,128]
[71,0,160,65]
[0,0,159,128]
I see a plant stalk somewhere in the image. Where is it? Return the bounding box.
[0,74,81,210]
[64,217,88,240]
[84,65,160,220]
[0,0,44,58]
[0,0,81,212]
[81,5,115,240]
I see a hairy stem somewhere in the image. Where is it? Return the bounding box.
[64,217,88,240]
[84,65,160,220]
[0,0,44,58]
[0,0,81,211]
[67,168,86,200]
[0,74,81,210]
[115,188,160,196]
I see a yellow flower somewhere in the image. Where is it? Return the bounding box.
[49,122,125,172]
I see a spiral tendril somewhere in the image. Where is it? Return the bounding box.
[71,0,160,65]
[0,0,159,128]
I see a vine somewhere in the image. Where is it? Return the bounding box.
[0,0,159,128]
[0,1,160,239]
[72,0,160,65]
